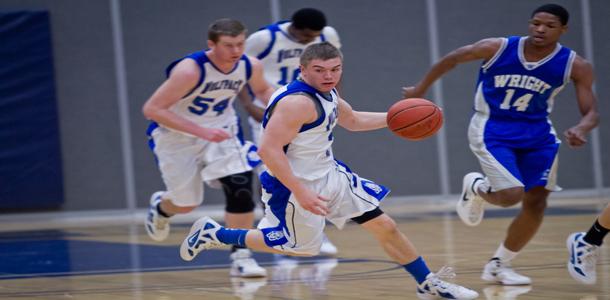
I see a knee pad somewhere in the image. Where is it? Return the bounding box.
[219,171,255,213]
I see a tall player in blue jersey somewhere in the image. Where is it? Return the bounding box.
[239,8,342,256]
[403,3,599,285]
[180,42,479,300]
[142,19,276,278]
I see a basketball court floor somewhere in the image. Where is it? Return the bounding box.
[1,196,608,299]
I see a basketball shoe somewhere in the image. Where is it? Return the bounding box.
[567,232,598,284]
[180,216,224,261]
[230,248,267,278]
[145,191,170,241]
[319,234,338,256]
[416,266,479,300]
[481,258,531,285]
[456,172,486,226]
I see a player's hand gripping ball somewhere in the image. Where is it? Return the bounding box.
[387,98,443,141]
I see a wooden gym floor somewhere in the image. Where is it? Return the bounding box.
[1,196,608,300]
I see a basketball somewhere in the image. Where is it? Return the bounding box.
[387,98,443,140]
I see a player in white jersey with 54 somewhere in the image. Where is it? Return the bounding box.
[142,19,276,278]
[181,42,478,300]
[239,7,341,255]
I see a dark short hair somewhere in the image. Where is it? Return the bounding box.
[208,18,247,42]
[291,8,327,31]
[300,42,342,66]
[532,3,569,25]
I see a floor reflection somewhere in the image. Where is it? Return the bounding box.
[483,285,532,300]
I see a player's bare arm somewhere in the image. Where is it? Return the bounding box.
[237,87,265,122]
[337,98,387,131]
[402,38,503,98]
[258,95,330,216]
[247,57,276,105]
[564,55,600,147]
[142,59,231,142]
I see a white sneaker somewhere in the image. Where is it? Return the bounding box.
[457,172,486,226]
[230,249,267,278]
[416,266,479,300]
[319,234,338,256]
[482,285,532,300]
[481,258,531,285]
[179,216,224,261]
[567,232,598,285]
[145,191,170,241]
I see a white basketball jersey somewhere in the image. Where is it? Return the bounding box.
[246,22,341,90]
[263,80,338,180]
[165,51,251,130]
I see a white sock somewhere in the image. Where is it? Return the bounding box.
[476,178,491,195]
[492,243,519,262]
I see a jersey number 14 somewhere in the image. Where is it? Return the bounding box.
[500,89,532,112]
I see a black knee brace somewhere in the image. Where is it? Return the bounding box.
[351,207,384,224]
[219,171,256,213]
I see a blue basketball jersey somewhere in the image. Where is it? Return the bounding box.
[473,36,575,147]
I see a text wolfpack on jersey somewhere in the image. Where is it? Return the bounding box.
[277,48,303,63]
[201,79,244,93]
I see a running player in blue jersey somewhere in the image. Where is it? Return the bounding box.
[238,7,342,256]
[142,19,276,278]
[181,42,478,300]
[403,3,599,285]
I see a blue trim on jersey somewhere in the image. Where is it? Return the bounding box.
[243,55,252,80]
[262,80,327,133]
[319,33,326,42]
[235,116,245,145]
[256,21,289,60]
[260,171,291,247]
[146,122,159,163]
[165,51,208,98]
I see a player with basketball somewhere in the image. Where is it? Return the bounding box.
[403,3,599,285]
[180,42,478,299]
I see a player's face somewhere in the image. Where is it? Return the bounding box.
[300,57,342,92]
[528,13,567,46]
[292,28,322,44]
[208,33,246,64]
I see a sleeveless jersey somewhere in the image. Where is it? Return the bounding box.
[164,51,252,130]
[262,80,339,180]
[246,22,341,90]
[473,36,575,146]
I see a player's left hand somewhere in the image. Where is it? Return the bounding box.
[563,126,587,148]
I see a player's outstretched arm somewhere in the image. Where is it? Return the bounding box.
[564,55,600,147]
[258,95,330,216]
[337,98,387,131]
[402,38,502,99]
[142,59,230,142]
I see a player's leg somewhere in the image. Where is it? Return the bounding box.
[145,126,203,241]
[459,142,525,226]
[482,143,558,285]
[567,203,609,284]
[357,211,478,300]
[219,171,267,278]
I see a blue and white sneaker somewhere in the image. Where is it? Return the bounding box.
[567,232,598,285]
[416,266,479,300]
[180,216,224,261]
[145,191,170,242]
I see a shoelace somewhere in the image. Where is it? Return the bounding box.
[429,266,457,290]
[579,244,599,269]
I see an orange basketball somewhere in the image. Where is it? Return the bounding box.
[387,98,443,141]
